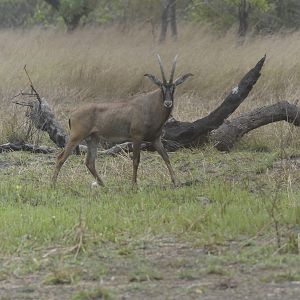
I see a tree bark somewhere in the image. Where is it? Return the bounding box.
[26,99,67,148]
[210,101,300,151]
[97,101,300,155]
[162,55,266,150]
[0,142,56,154]
[9,56,268,155]
[10,55,300,156]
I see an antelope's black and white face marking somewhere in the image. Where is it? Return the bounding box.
[161,84,175,108]
[144,54,193,109]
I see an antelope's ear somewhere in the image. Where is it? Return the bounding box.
[174,73,194,86]
[144,74,162,87]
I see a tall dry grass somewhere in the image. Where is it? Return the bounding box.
[0,25,300,146]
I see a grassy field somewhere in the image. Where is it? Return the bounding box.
[0,26,300,299]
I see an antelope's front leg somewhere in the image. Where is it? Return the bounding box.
[152,138,180,187]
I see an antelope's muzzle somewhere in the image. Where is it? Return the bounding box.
[164,100,173,108]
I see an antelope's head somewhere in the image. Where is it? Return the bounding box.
[144,54,193,108]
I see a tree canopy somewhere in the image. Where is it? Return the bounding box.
[0,0,299,34]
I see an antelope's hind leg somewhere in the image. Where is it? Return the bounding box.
[52,136,82,186]
[85,135,104,187]
[132,140,141,188]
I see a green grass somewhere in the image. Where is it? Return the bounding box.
[71,288,113,300]
[0,147,299,254]
[261,271,300,283]
[0,175,282,251]
[0,146,300,299]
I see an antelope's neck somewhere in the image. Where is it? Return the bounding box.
[155,89,173,123]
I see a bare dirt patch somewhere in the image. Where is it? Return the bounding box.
[1,237,300,299]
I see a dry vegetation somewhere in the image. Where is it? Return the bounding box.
[1,25,300,147]
[0,26,300,299]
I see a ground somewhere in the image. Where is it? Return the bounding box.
[0,143,299,299]
[1,238,300,299]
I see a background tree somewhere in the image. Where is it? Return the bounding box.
[0,0,300,34]
[189,0,270,36]
[274,0,300,29]
[159,0,178,42]
[0,0,38,28]
[43,0,96,30]
[238,0,250,37]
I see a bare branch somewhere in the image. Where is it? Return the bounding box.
[24,65,42,105]
[12,101,33,107]
[0,142,56,154]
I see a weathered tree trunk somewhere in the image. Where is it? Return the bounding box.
[0,142,56,154]
[4,56,264,153]
[210,101,300,151]
[27,99,67,148]
[6,55,300,156]
[161,55,266,150]
[97,101,300,156]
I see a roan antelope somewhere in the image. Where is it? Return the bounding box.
[52,55,193,187]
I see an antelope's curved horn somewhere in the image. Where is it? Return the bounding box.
[169,55,178,83]
[156,54,167,84]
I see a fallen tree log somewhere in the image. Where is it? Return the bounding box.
[6,55,299,155]
[98,101,300,155]
[210,101,300,151]
[0,142,56,154]
[27,99,67,148]
[11,67,68,150]
[162,55,266,151]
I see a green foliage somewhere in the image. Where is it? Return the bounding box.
[0,0,38,28]
[252,0,300,33]
[225,0,270,10]
[188,0,270,31]
[0,0,299,33]
[59,0,95,21]
[85,0,162,26]
[71,288,112,300]
[30,1,59,27]
[188,0,300,32]
[188,0,237,29]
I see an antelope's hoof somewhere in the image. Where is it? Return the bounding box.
[131,183,138,192]
[50,181,56,188]
[91,181,99,188]
[173,181,182,188]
